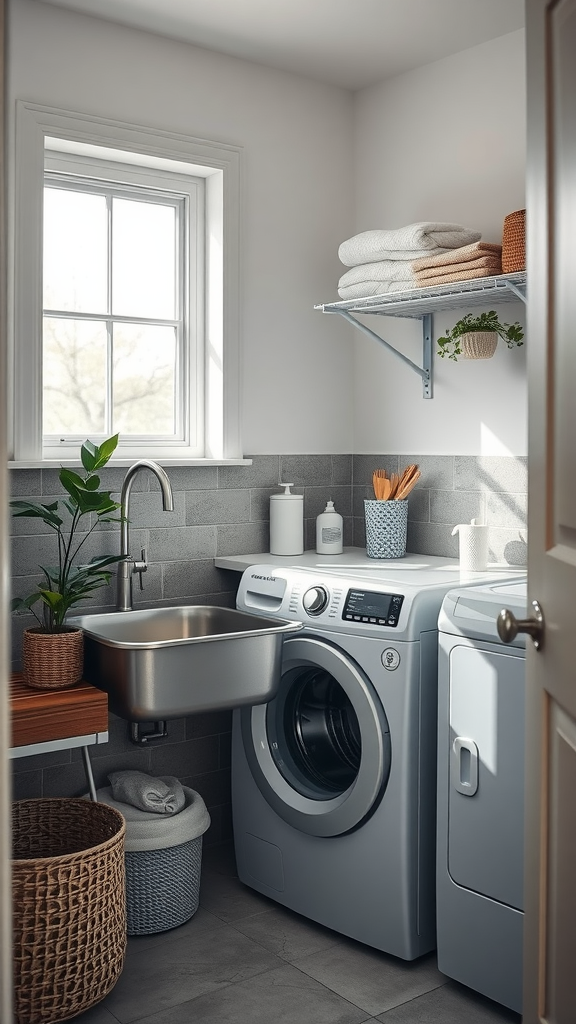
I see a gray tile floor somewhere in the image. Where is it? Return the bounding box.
[73,844,522,1024]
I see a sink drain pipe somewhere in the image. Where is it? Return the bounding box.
[130,721,168,745]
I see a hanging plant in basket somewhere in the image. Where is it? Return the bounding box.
[437,310,524,361]
[11,435,124,690]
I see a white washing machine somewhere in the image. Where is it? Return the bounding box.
[232,555,524,961]
[437,580,527,1012]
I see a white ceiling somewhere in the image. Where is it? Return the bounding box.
[35,0,525,91]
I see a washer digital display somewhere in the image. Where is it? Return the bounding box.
[343,589,404,627]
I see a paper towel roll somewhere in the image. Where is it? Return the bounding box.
[452,519,488,571]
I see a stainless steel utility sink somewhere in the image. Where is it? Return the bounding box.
[69,606,302,721]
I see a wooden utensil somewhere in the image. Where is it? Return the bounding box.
[397,464,417,490]
[388,472,400,498]
[372,469,391,500]
[395,468,421,501]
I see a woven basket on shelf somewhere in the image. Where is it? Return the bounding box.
[502,208,526,273]
[461,331,498,360]
[22,627,83,689]
[12,798,126,1024]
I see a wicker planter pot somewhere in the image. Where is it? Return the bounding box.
[461,331,498,360]
[22,627,83,690]
[12,798,126,1024]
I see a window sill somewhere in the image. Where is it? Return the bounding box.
[8,458,253,470]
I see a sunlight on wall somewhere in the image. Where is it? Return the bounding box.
[480,423,515,458]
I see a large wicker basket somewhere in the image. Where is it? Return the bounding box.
[502,208,526,273]
[12,799,126,1024]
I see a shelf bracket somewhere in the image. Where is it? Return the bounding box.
[504,280,527,304]
[333,309,433,399]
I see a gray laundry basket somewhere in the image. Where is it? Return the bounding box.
[96,785,210,935]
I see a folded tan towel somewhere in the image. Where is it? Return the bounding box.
[415,254,502,282]
[412,241,502,272]
[338,222,481,267]
[415,266,503,288]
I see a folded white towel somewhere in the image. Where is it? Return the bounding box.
[338,260,416,290]
[338,279,415,300]
[338,222,482,267]
[108,770,186,816]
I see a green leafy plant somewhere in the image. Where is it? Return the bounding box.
[11,435,124,632]
[437,310,524,361]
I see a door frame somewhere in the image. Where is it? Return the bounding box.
[0,0,13,1017]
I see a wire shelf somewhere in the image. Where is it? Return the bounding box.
[315,272,526,319]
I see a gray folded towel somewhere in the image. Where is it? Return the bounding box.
[108,770,186,815]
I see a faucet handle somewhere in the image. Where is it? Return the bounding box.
[133,548,148,591]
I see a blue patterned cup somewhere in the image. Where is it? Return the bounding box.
[364,499,408,558]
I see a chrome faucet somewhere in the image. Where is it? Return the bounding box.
[117,460,174,611]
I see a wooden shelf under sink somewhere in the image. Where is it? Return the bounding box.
[10,673,108,750]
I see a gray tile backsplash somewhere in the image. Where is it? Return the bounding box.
[352,453,527,564]
[9,451,528,845]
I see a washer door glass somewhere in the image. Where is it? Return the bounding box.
[268,665,361,798]
[241,635,391,837]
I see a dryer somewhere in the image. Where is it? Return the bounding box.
[437,579,527,1012]
[232,555,524,961]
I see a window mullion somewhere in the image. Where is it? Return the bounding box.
[175,197,185,441]
[107,194,113,436]
[43,309,180,328]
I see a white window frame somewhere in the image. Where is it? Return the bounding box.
[10,101,245,466]
[43,153,201,457]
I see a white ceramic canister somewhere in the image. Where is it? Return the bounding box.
[451,518,489,571]
[269,483,304,556]
[316,500,343,554]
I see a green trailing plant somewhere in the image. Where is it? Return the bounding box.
[11,435,124,632]
[437,310,524,361]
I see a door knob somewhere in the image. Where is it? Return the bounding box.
[497,600,544,651]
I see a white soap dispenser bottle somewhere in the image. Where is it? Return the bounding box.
[269,483,304,556]
[316,499,343,555]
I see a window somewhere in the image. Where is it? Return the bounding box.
[42,156,199,451]
[11,102,243,464]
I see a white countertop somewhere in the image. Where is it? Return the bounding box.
[215,548,525,578]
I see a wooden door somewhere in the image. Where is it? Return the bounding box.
[523,2,576,1020]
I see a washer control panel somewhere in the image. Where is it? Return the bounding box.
[342,588,405,628]
[302,586,329,616]
[236,562,479,640]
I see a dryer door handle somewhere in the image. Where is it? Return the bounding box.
[451,737,479,796]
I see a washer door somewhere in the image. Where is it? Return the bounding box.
[240,635,391,837]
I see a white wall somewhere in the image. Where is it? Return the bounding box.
[8,5,528,458]
[351,30,527,455]
[7,0,355,454]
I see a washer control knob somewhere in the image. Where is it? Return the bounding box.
[303,586,329,616]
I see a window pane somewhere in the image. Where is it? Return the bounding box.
[43,318,108,435]
[43,188,108,313]
[112,323,177,435]
[112,198,177,319]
